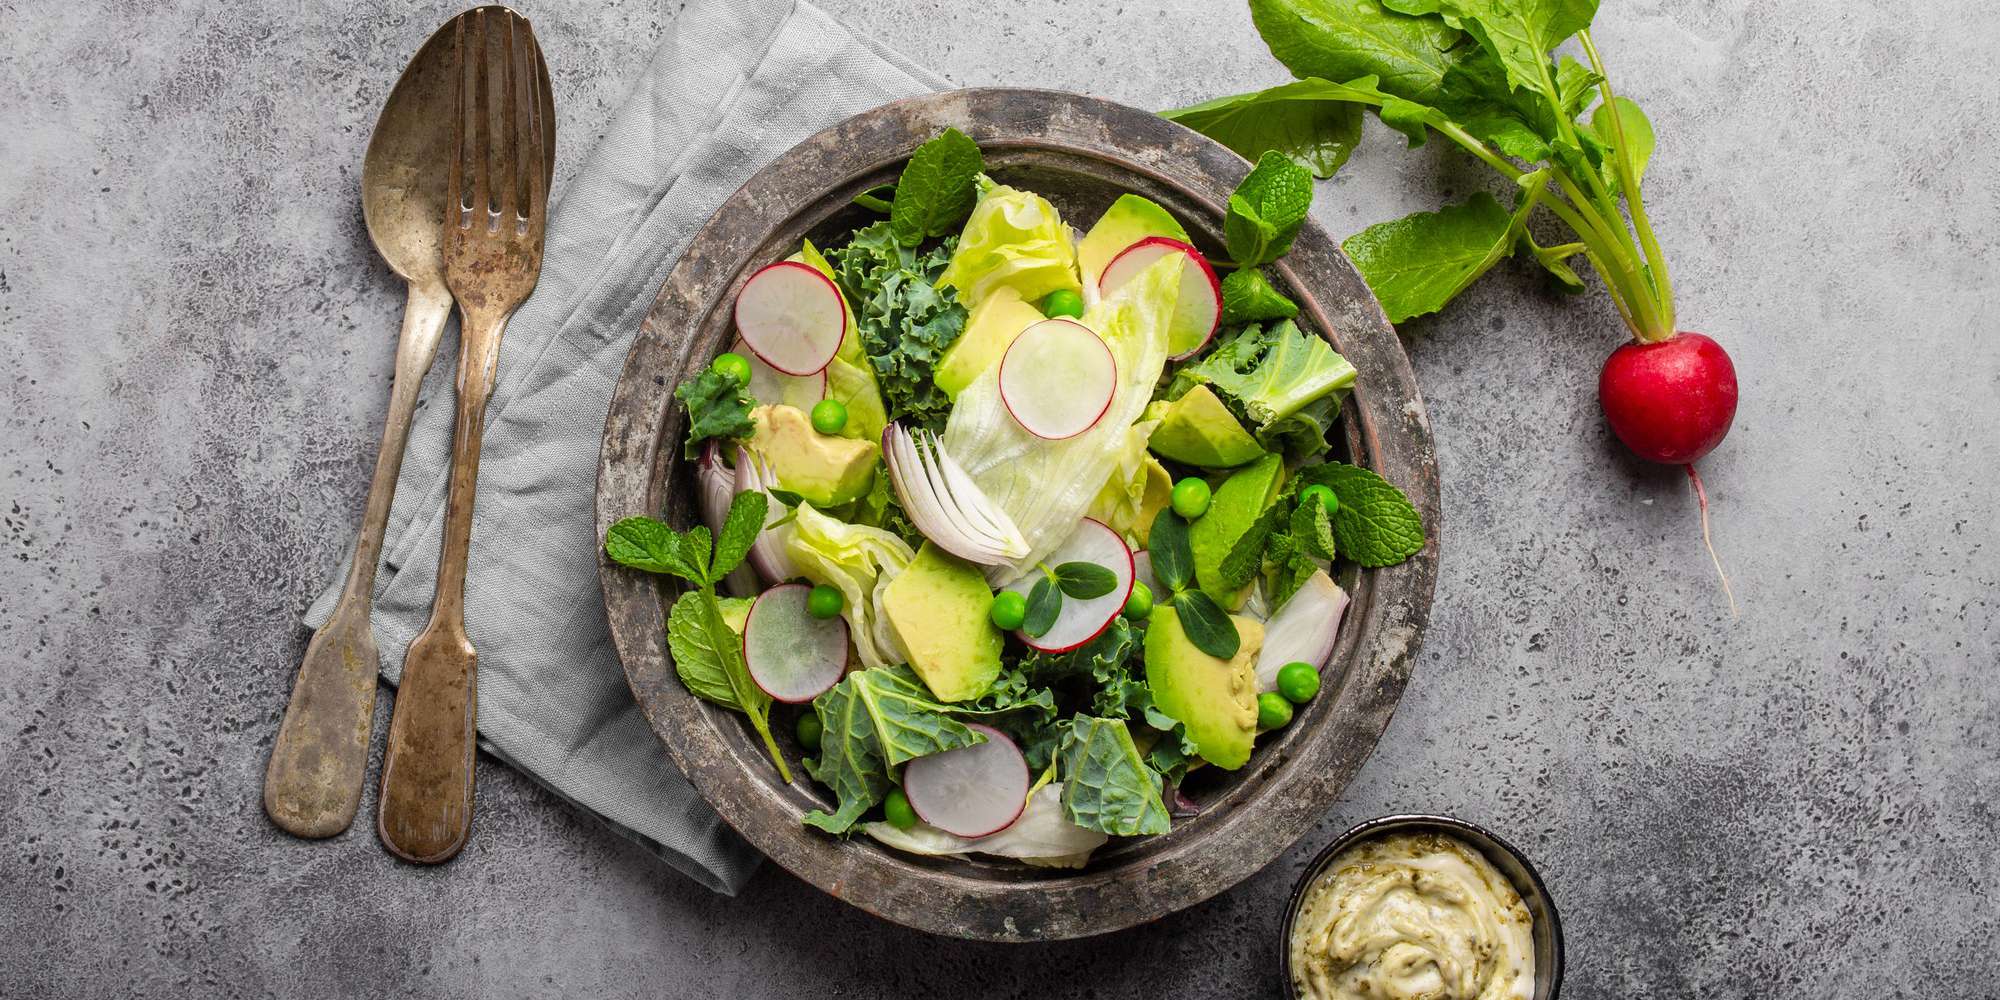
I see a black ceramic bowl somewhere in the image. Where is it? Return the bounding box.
[1280,814,1565,1000]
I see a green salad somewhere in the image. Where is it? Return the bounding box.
[606,130,1424,867]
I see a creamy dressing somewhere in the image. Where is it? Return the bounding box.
[1289,832,1535,1000]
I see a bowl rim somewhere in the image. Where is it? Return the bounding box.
[1278,813,1566,1000]
[595,87,1441,941]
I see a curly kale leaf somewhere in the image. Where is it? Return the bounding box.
[674,369,755,459]
[1170,319,1356,461]
[828,222,968,432]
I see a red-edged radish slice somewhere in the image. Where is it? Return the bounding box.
[1255,569,1348,694]
[998,319,1117,440]
[1003,518,1134,654]
[901,724,1030,838]
[734,448,800,584]
[734,261,845,376]
[731,336,826,410]
[742,583,848,703]
[1098,237,1221,360]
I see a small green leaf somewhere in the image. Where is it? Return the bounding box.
[1147,510,1196,592]
[1171,591,1240,660]
[1161,81,1364,178]
[1523,235,1587,292]
[1225,152,1314,266]
[889,128,984,246]
[765,488,805,508]
[1024,576,1063,638]
[1295,461,1426,566]
[1590,96,1653,194]
[674,369,756,459]
[1341,191,1518,323]
[1054,561,1119,600]
[677,525,714,585]
[711,490,768,581]
[853,183,895,214]
[1294,493,1338,560]
[1377,96,1435,145]
[1219,500,1289,593]
[1219,267,1300,325]
[666,594,752,708]
[604,516,704,581]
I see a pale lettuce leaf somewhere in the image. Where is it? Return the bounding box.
[1085,418,1160,542]
[861,784,1107,868]
[941,255,1181,579]
[934,176,1082,308]
[783,504,915,668]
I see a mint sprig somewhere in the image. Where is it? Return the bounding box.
[889,127,984,246]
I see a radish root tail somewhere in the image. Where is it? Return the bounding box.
[1684,463,1738,618]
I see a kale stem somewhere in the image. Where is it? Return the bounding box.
[1580,30,1676,339]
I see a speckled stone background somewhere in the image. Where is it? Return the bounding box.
[4,0,1995,996]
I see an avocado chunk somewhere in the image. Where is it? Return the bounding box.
[1133,456,1174,548]
[1077,193,1192,290]
[748,404,878,507]
[880,542,1004,702]
[934,286,1044,399]
[1189,453,1286,606]
[1144,604,1265,770]
[1149,386,1265,468]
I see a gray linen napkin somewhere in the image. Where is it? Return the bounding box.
[306,0,945,894]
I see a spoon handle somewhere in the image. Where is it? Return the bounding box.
[264,281,452,839]
[375,303,508,864]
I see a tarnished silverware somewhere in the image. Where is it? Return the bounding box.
[263,14,460,840]
[375,6,552,864]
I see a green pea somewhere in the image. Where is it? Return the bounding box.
[810,398,849,435]
[1299,484,1339,516]
[989,590,1027,630]
[795,712,824,752]
[1257,691,1294,731]
[806,584,844,620]
[1171,477,1212,519]
[1040,288,1085,319]
[1123,582,1154,620]
[1276,661,1321,704]
[711,351,753,385]
[884,788,918,830]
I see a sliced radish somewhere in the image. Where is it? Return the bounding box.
[1255,569,1349,694]
[998,319,1118,440]
[1098,237,1221,360]
[881,423,1029,566]
[901,724,1029,838]
[734,447,800,584]
[1004,518,1134,653]
[697,443,757,596]
[734,261,845,376]
[732,336,826,410]
[742,583,848,703]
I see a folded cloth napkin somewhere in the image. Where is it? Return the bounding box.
[306,0,945,894]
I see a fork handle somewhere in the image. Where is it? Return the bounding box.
[376,304,508,864]
[264,281,452,838]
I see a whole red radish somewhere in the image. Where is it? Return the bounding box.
[1599,331,1740,613]
[1598,332,1738,464]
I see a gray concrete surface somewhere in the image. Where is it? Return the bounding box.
[4,0,1996,996]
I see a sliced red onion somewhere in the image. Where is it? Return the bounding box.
[697,442,758,596]
[880,423,1029,566]
[1255,569,1349,693]
[734,447,800,584]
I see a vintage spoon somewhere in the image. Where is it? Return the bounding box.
[261,16,459,839]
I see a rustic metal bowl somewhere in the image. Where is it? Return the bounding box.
[1280,815,1565,999]
[596,88,1439,941]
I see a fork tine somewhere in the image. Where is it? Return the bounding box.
[481,10,514,226]
[511,19,546,226]
[452,11,491,231]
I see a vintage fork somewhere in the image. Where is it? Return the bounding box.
[375,7,550,865]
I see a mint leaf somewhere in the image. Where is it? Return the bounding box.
[1170,590,1240,660]
[1147,509,1196,592]
[1023,576,1062,638]
[1248,0,1474,104]
[1341,191,1517,323]
[1219,500,1289,592]
[1295,461,1425,566]
[1054,561,1119,600]
[888,128,984,246]
[1162,80,1364,178]
[1294,492,1338,560]
[674,369,755,460]
[1058,717,1171,836]
[711,490,768,582]
[666,593,751,708]
[604,516,704,581]
[1219,267,1300,325]
[1225,152,1314,266]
